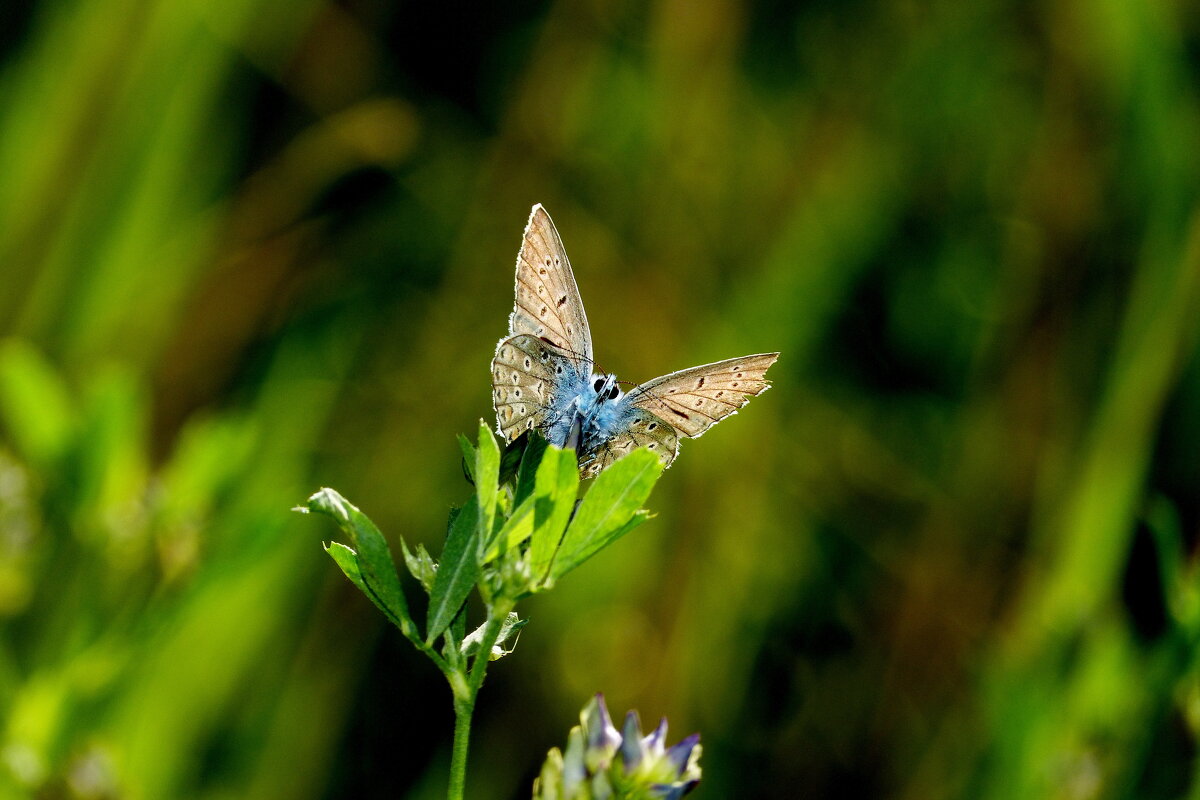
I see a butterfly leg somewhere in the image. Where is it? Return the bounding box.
[564,414,583,451]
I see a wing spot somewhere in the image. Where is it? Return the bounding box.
[732,382,740,388]
[539,305,548,317]
[502,347,511,360]
[736,372,744,378]
[555,257,561,266]
[512,372,520,384]
[514,388,522,398]
[557,295,568,307]
[556,365,564,375]
[694,399,703,408]
[526,419,535,430]
[524,356,532,369]
[697,377,706,388]
[648,443,657,449]
[518,404,527,415]
[715,391,724,398]
[647,422,657,431]
[539,348,549,361]
[544,257,552,266]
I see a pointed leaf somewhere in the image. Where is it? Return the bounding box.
[400,537,437,594]
[552,449,661,580]
[499,433,526,487]
[458,434,477,483]
[556,511,651,583]
[515,433,550,504]
[475,420,500,543]
[427,497,481,644]
[303,488,417,638]
[324,541,365,588]
[529,446,580,577]
[484,494,536,561]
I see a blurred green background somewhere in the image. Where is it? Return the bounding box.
[1,0,1199,797]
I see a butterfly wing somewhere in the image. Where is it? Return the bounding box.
[493,334,581,443]
[578,407,680,479]
[507,204,593,370]
[625,353,780,439]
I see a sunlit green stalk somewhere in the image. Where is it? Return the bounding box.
[446,600,513,800]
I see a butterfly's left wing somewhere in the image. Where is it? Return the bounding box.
[625,353,780,439]
[493,334,582,442]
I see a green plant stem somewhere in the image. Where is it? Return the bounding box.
[445,601,514,800]
[447,692,474,800]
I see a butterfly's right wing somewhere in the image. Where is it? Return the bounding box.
[578,408,680,479]
[507,204,593,370]
[493,334,580,443]
[626,353,779,438]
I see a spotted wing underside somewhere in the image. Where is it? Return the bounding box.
[492,334,578,443]
[507,204,593,371]
[578,408,680,479]
[626,353,780,439]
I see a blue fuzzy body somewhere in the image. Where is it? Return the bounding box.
[543,367,632,457]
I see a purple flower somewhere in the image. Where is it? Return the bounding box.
[533,695,702,799]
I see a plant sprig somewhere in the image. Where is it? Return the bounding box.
[296,421,663,800]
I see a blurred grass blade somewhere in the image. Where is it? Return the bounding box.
[426,497,481,644]
[302,488,417,640]
[551,449,661,580]
[0,339,74,465]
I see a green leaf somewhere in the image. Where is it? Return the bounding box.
[458,434,477,484]
[514,433,549,504]
[426,497,481,644]
[556,511,652,584]
[528,446,580,579]
[484,494,536,561]
[475,420,501,543]
[324,541,364,588]
[461,611,527,661]
[400,538,437,595]
[499,433,526,487]
[551,449,662,580]
[302,488,417,639]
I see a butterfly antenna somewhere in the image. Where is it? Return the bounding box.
[536,338,596,370]
[626,382,673,413]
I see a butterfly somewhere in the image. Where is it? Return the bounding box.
[492,204,779,478]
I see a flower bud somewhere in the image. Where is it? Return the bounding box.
[533,695,701,799]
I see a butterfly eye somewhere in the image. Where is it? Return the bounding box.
[607,385,620,400]
[593,378,604,392]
